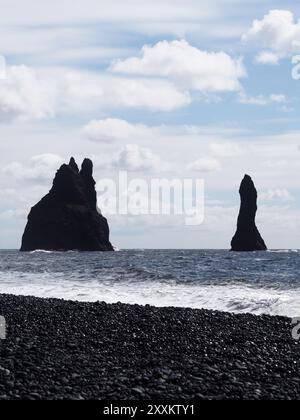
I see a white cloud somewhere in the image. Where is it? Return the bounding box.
[3,154,64,183]
[265,160,287,169]
[187,158,221,172]
[0,65,56,121]
[1,123,300,249]
[269,94,288,104]
[242,10,300,60]
[100,74,190,111]
[239,92,287,106]
[0,0,248,69]
[83,118,157,143]
[0,208,27,221]
[113,144,161,172]
[255,51,279,65]
[0,24,141,68]
[0,1,269,68]
[111,40,246,93]
[210,142,242,157]
[0,0,215,26]
[260,189,293,202]
[0,65,190,121]
[83,119,250,149]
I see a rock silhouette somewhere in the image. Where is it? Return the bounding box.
[21,158,114,252]
[231,175,267,252]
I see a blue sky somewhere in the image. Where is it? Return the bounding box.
[0,0,300,249]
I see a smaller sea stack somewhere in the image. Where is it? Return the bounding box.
[231,175,267,252]
[21,158,114,252]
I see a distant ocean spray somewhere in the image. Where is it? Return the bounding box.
[0,249,299,317]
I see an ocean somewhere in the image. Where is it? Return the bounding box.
[0,249,299,317]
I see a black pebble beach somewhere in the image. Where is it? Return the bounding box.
[0,294,299,400]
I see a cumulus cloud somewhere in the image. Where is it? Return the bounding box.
[113,144,161,172]
[0,40,250,123]
[254,51,280,65]
[187,158,221,172]
[3,154,64,183]
[111,40,246,93]
[0,65,56,121]
[0,65,190,121]
[260,189,293,202]
[83,118,156,143]
[242,10,300,61]
[100,74,190,111]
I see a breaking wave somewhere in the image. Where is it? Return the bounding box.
[0,249,299,317]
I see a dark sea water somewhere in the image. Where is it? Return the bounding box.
[0,249,299,317]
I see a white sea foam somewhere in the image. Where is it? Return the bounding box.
[267,249,299,254]
[1,249,299,318]
[30,250,54,254]
[0,271,299,317]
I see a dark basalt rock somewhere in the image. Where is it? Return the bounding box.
[21,158,114,252]
[231,175,267,252]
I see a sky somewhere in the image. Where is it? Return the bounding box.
[0,0,300,249]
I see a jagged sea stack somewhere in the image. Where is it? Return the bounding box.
[21,158,114,252]
[231,175,267,252]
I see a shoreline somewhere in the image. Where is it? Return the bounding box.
[0,293,299,400]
